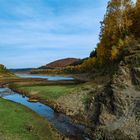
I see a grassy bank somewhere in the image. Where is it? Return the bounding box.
[18,85,77,101]
[0,98,61,140]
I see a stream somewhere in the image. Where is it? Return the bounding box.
[16,74,74,81]
[0,74,90,140]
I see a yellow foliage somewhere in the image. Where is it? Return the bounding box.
[96,44,110,65]
[111,46,119,60]
[81,57,97,71]
[117,39,124,50]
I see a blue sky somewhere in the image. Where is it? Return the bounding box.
[0,0,109,68]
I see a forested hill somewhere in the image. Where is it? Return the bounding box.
[39,58,80,69]
[9,68,33,74]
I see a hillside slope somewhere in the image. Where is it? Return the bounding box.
[39,58,80,69]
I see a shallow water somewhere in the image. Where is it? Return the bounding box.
[0,88,90,139]
[16,73,74,81]
[0,88,14,97]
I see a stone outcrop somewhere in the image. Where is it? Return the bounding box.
[55,85,94,122]
[87,44,140,140]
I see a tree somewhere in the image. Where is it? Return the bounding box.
[97,0,133,65]
[80,57,97,72]
[111,46,119,60]
[130,0,140,39]
[0,64,8,73]
[101,0,132,40]
[90,49,97,58]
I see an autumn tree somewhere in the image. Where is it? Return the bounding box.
[70,0,140,74]
[90,49,97,58]
[130,0,140,39]
[97,0,133,64]
[80,57,97,72]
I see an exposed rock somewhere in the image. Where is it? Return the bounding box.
[86,45,140,140]
[56,88,89,119]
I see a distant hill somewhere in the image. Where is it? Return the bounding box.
[9,68,33,74]
[39,58,81,69]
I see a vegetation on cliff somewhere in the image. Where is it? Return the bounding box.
[83,0,140,71]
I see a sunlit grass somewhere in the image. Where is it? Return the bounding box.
[0,98,60,140]
[19,85,76,100]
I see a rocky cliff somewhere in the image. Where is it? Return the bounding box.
[86,44,140,140]
[55,44,140,140]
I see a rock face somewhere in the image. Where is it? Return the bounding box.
[56,87,96,123]
[87,45,140,140]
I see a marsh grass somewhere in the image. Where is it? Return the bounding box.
[19,85,76,100]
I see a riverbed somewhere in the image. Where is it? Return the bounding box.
[0,74,90,140]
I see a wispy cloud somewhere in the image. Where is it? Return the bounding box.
[0,0,108,68]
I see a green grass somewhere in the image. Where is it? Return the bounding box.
[19,85,76,100]
[0,98,60,140]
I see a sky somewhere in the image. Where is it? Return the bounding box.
[0,0,109,68]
